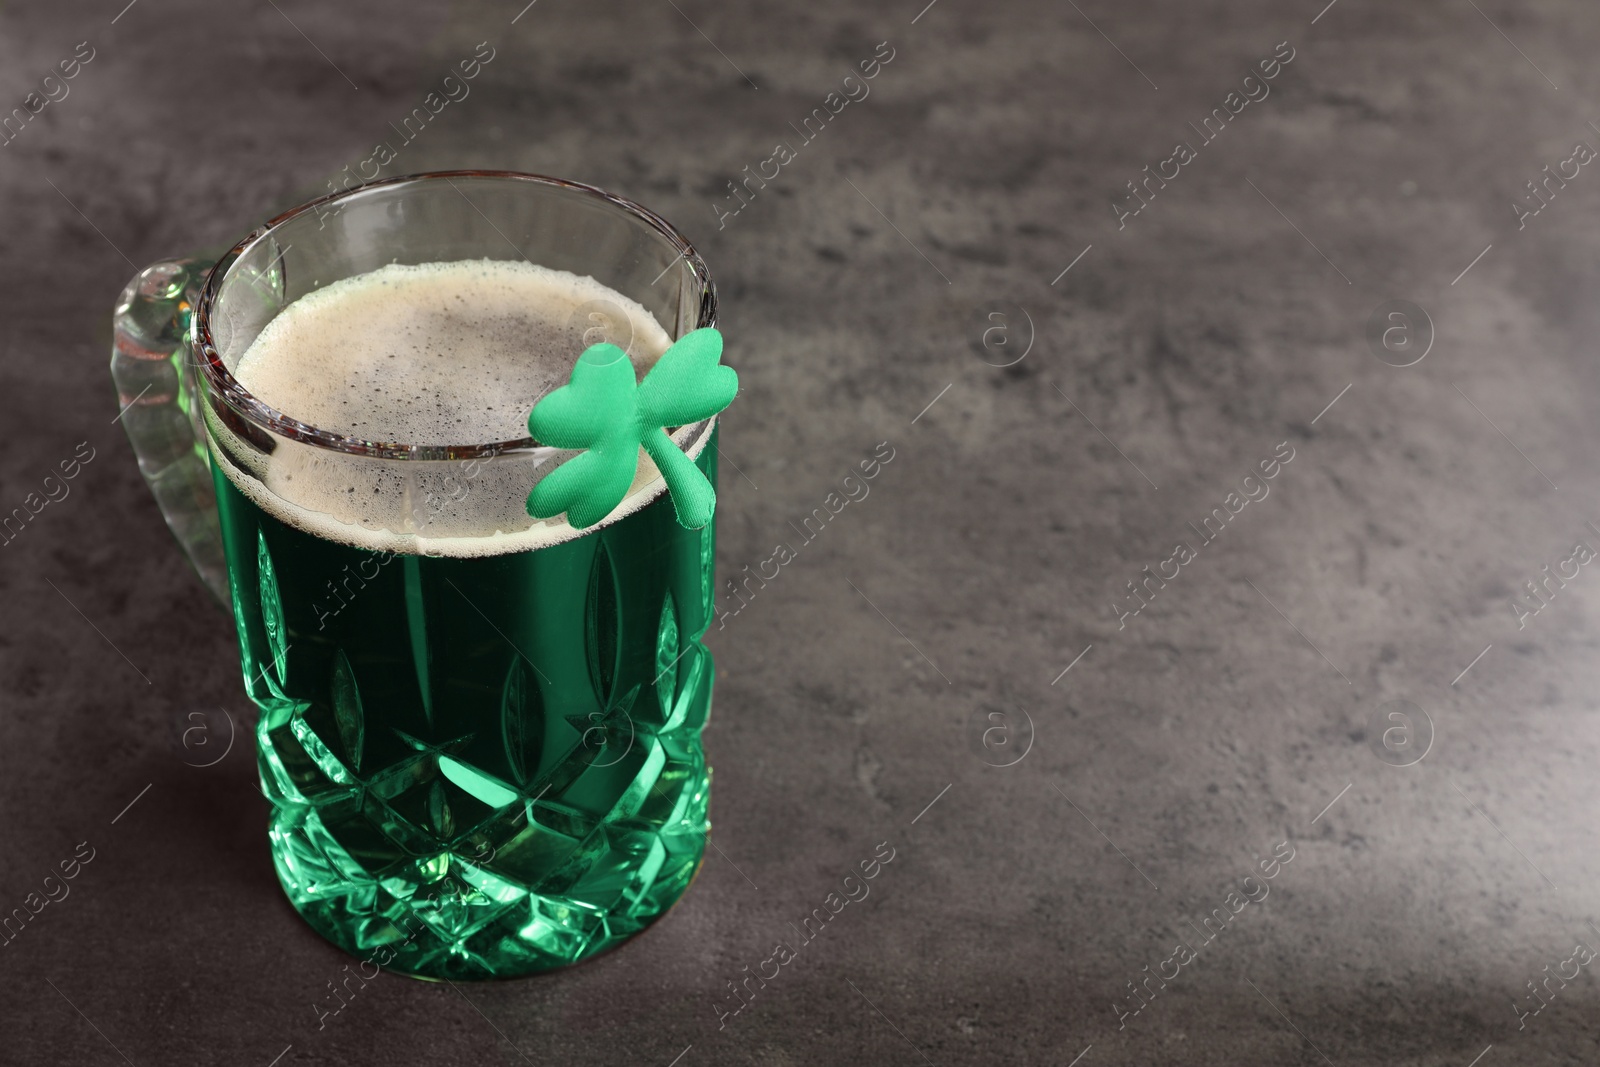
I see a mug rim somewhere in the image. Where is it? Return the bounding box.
[191,169,717,461]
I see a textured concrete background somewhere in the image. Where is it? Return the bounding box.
[3,0,1600,1064]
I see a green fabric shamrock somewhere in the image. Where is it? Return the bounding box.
[526,327,736,530]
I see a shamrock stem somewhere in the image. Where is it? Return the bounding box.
[640,429,716,530]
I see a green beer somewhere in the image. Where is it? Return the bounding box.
[210,258,717,980]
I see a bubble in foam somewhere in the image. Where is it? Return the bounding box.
[214,259,711,558]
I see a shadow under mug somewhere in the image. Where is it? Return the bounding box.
[109,171,722,980]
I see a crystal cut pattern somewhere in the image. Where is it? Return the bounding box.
[220,436,720,980]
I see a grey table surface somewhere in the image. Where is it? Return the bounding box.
[3,0,1599,1064]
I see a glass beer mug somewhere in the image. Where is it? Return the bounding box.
[108,172,720,980]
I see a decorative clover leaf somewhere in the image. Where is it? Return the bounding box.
[526,327,737,530]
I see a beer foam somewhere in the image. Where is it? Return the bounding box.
[214,259,709,557]
[235,258,672,444]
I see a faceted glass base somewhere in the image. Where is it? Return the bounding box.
[265,744,710,980]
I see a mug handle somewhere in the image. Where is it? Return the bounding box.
[110,256,231,608]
